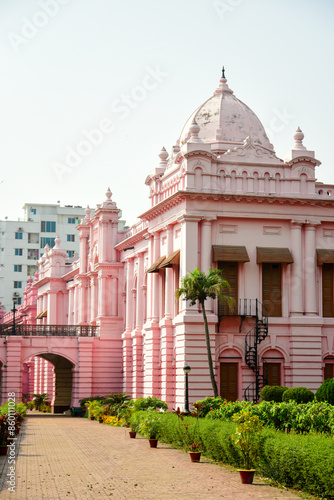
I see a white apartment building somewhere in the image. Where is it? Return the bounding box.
[0,203,87,312]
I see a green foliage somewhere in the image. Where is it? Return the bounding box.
[174,403,203,452]
[138,411,163,439]
[232,410,263,469]
[208,400,334,435]
[259,431,334,498]
[316,378,334,405]
[144,410,334,498]
[84,400,104,419]
[194,396,224,416]
[175,267,232,306]
[79,396,105,407]
[206,400,253,420]
[103,393,132,417]
[133,396,168,411]
[0,414,9,446]
[32,393,49,410]
[129,411,142,432]
[260,385,288,402]
[282,387,315,404]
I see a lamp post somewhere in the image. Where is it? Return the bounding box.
[11,293,19,335]
[183,365,191,414]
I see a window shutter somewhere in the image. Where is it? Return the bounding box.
[218,262,238,315]
[262,264,282,317]
[322,264,334,317]
[324,363,334,380]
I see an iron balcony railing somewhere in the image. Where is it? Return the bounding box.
[0,324,99,337]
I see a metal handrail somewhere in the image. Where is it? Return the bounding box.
[0,324,99,337]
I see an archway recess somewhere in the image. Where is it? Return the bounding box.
[36,354,73,413]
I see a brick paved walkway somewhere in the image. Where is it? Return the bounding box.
[0,413,304,499]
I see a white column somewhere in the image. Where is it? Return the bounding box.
[290,222,303,316]
[304,224,317,315]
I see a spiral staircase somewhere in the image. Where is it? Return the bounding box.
[239,299,269,402]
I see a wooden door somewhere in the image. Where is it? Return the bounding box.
[262,263,282,317]
[218,262,238,315]
[322,264,334,317]
[220,363,238,401]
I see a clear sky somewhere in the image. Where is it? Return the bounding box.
[1,0,333,227]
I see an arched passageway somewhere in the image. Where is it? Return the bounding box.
[37,354,73,413]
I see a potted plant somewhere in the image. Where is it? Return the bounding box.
[27,401,34,411]
[139,411,162,447]
[232,409,263,484]
[128,410,141,438]
[85,400,103,421]
[175,403,203,462]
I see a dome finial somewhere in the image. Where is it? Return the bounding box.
[293,127,306,150]
[222,66,225,79]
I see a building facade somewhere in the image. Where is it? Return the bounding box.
[1,73,334,410]
[0,203,87,313]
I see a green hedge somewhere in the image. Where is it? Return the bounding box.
[316,378,334,405]
[143,412,334,499]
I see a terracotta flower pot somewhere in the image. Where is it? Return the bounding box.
[189,451,201,462]
[149,439,158,448]
[0,446,8,456]
[238,470,255,484]
[129,431,136,438]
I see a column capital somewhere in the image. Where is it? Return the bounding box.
[177,214,201,223]
[290,220,304,227]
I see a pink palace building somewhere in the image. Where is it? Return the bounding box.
[1,72,334,411]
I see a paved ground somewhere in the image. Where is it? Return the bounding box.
[0,412,305,500]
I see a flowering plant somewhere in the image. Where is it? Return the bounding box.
[174,403,203,452]
[232,410,263,470]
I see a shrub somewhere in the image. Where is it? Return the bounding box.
[206,400,252,421]
[282,387,314,404]
[133,396,168,412]
[260,385,288,402]
[194,396,224,417]
[316,378,334,405]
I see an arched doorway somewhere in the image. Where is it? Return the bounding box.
[37,354,73,413]
[24,353,74,413]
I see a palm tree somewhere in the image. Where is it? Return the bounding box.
[176,267,233,397]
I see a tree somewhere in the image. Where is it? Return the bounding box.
[176,267,233,397]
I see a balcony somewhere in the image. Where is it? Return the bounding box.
[0,324,99,337]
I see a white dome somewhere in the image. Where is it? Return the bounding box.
[180,75,273,153]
